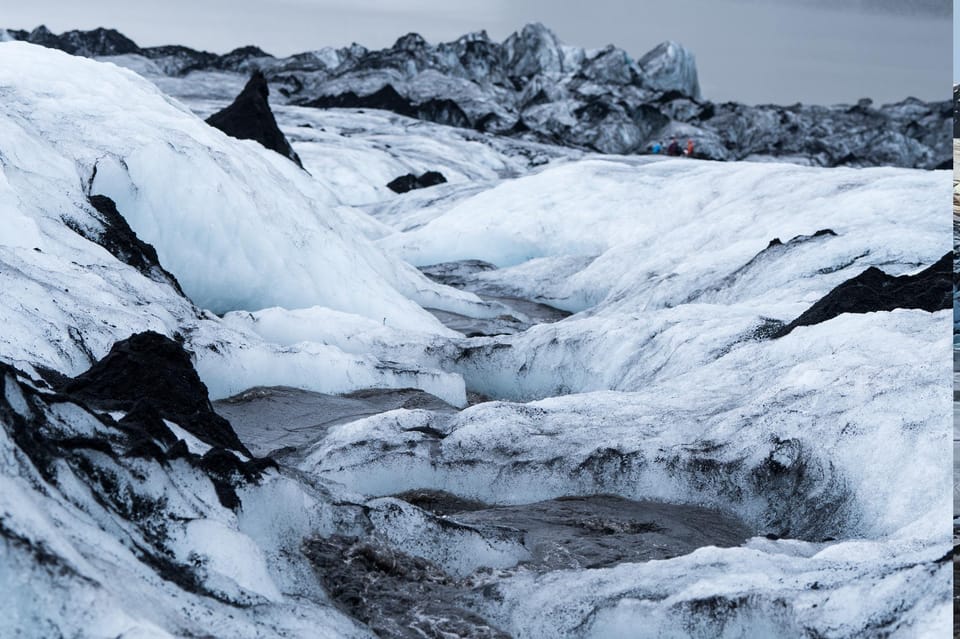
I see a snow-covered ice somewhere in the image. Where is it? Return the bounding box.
[0,42,487,405]
[0,42,496,330]
[0,40,951,639]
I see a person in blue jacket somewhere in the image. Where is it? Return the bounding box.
[652,141,662,154]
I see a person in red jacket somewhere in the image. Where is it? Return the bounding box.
[686,139,695,157]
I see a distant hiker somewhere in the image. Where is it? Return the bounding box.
[686,139,695,157]
[652,141,662,154]
[667,138,681,156]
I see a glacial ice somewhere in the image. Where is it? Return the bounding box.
[303,121,949,636]
[0,42,482,405]
[0,39,951,639]
[0,42,494,331]
[0,367,375,638]
[7,23,950,167]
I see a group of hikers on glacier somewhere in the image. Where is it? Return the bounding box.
[651,137,695,157]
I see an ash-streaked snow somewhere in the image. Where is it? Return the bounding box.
[0,39,951,639]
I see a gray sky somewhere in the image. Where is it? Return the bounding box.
[955,0,960,82]
[3,0,951,104]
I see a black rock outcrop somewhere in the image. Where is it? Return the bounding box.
[75,194,185,295]
[774,252,952,337]
[0,353,275,605]
[205,71,303,167]
[214,45,273,71]
[59,331,251,456]
[387,170,447,193]
[303,84,472,129]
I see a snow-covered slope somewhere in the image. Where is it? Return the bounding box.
[0,345,380,638]
[305,310,950,637]
[0,42,477,406]
[378,159,947,402]
[0,42,495,330]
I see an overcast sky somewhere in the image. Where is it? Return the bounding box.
[3,0,951,104]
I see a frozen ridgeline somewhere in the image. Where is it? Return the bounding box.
[4,22,951,168]
[0,40,953,638]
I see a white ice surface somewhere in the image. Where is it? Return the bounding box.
[302,152,949,636]
[0,42,492,332]
[0,42,473,405]
[303,309,951,637]
[371,157,949,404]
[0,41,951,639]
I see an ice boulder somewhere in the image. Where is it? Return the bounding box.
[501,23,568,78]
[637,40,701,100]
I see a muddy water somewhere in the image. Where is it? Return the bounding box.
[214,385,458,458]
[424,294,571,337]
[307,491,752,639]
[218,377,752,638]
[420,260,572,337]
[400,491,752,571]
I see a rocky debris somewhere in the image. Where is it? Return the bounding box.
[302,84,472,129]
[386,170,447,193]
[59,331,252,456]
[206,70,303,167]
[775,252,953,337]
[4,23,948,167]
[0,357,278,610]
[304,535,510,639]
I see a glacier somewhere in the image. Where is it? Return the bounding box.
[0,38,952,639]
[3,22,950,169]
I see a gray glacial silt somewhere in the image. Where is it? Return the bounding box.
[420,260,572,336]
[305,534,512,639]
[401,492,752,571]
[306,492,751,639]
[214,385,458,458]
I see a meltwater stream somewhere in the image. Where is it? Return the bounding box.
[397,491,751,571]
[206,259,764,638]
[215,382,754,639]
[304,492,751,639]
[420,260,572,337]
